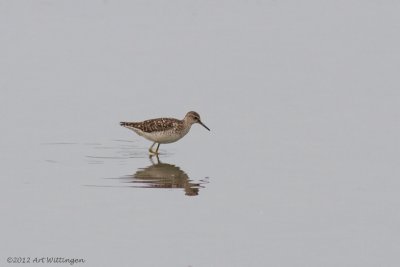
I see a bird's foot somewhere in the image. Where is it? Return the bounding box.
[148,149,159,155]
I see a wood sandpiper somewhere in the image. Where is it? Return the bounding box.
[120,111,210,154]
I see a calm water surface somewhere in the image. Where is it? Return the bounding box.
[1,1,400,267]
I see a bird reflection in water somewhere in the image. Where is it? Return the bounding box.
[123,155,208,196]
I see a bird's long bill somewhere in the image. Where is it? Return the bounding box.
[199,121,210,131]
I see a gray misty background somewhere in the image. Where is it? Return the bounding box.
[1,0,400,266]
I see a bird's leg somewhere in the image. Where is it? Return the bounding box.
[149,142,156,154]
[149,142,160,155]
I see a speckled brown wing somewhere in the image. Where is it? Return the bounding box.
[120,118,180,133]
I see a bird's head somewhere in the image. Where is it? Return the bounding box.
[184,111,210,131]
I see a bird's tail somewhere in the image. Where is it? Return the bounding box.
[120,122,137,130]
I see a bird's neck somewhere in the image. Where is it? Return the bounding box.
[182,119,193,130]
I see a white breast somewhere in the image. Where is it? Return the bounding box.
[133,127,191,144]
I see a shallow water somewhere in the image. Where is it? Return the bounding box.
[1,1,400,266]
